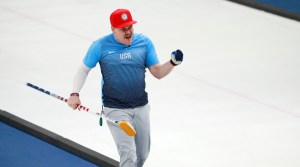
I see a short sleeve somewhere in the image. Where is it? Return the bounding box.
[83,41,102,68]
[145,37,159,67]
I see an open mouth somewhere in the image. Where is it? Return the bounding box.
[125,34,132,39]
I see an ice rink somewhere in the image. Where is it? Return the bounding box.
[1,0,300,166]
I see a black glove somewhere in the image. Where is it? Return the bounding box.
[170,49,183,66]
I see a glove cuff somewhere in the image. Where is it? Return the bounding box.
[170,59,177,66]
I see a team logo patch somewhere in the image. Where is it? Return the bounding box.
[121,13,128,21]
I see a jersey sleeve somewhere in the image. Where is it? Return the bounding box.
[83,41,102,68]
[145,37,159,67]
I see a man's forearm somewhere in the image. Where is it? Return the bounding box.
[149,61,175,79]
[71,63,91,93]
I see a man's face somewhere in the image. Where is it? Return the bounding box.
[112,25,134,46]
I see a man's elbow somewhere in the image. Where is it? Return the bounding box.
[153,74,164,80]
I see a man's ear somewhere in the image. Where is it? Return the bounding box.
[111,26,114,32]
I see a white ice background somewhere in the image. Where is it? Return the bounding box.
[1,0,300,166]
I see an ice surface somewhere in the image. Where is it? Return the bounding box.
[1,0,300,166]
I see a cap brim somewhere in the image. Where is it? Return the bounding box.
[114,21,137,28]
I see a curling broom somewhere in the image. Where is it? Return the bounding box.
[26,82,136,136]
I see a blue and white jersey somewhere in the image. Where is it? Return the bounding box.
[83,33,159,108]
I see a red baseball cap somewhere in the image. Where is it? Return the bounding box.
[110,9,137,28]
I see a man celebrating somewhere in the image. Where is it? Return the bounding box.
[67,9,183,167]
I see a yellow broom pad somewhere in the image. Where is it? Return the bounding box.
[118,121,136,136]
